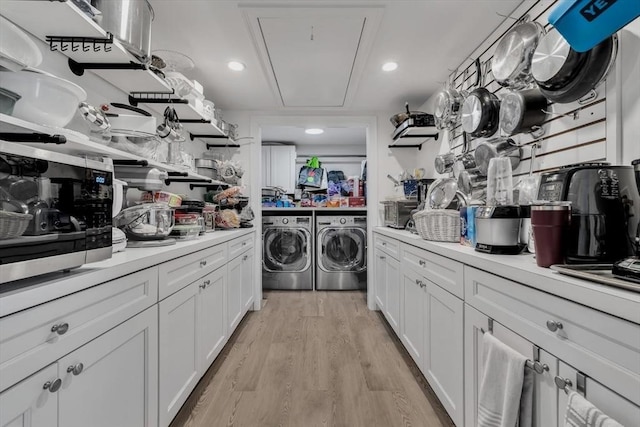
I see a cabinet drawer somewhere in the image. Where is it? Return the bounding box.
[374,234,399,259]
[158,244,227,300]
[465,266,640,405]
[0,267,158,393]
[402,243,464,299]
[228,234,254,259]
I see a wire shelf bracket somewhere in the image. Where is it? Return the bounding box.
[47,33,114,57]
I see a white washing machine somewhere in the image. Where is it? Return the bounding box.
[315,215,367,290]
[262,215,313,290]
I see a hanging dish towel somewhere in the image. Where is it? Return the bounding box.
[478,332,527,427]
[518,366,535,427]
[564,391,624,427]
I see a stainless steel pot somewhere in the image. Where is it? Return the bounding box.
[492,21,545,89]
[91,0,154,63]
[499,88,549,135]
[474,138,522,176]
[435,152,456,174]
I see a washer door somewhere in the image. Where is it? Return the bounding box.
[263,226,311,272]
[317,227,366,272]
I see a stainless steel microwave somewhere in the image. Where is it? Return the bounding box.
[0,142,113,283]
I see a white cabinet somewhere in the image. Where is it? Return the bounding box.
[373,246,387,311]
[227,254,244,334]
[241,250,255,314]
[262,145,296,193]
[424,282,464,427]
[158,266,231,427]
[1,307,158,427]
[400,267,426,367]
[58,306,158,427]
[0,364,58,427]
[197,267,227,374]
[383,255,401,335]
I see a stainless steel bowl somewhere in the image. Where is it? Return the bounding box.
[114,203,174,240]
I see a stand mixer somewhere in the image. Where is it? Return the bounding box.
[612,159,640,282]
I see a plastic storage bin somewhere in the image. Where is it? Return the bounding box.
[549,0,640,52]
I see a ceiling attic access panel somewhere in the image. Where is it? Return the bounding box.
[258,15,365,107]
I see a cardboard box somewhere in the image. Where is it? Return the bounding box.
[348,197,366,207]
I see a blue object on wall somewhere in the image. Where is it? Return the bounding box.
[549,0,640,52]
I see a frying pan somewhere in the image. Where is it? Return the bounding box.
[390,103,429,128]
[532,30,618,104]
[499,88,549,135]
[461,59,500,138]
[492,21,545,89]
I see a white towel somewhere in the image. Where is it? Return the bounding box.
[518,366,534,427]
[478,333,527,427]
[564,391,624,427]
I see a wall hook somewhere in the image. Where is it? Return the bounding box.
[541,109,579,120]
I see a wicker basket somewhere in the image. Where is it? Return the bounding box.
[413,209,460,242]
[0,211,33,239]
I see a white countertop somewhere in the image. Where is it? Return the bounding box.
[374,227,640,324]
[0,229,255,317]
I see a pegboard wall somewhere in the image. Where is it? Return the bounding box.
[441,0,618,180]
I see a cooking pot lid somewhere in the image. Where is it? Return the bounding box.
[532,30,572,83]
[474,142,499,175]
[493,32,526,82]
[461,95,483,133]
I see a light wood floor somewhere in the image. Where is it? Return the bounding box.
[170,291,455,427]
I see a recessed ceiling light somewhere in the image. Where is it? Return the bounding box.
[227,61,245,71]
[305,128,324,135]
[382,62,398,72]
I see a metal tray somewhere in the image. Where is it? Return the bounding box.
[550,264,640,293]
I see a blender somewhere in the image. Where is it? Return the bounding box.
[611,159,640,282]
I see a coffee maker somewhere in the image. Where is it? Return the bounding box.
[611,159,640,282]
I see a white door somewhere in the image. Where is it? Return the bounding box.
[198,268,227,373]
[261,146,271,188]
[159,282,199,427]
[424,282,463,427]
[557,361,640,427]
[270,145,296,193]
[400,268,426,367]
[374,247,387,311]
[227,254,243,334]
[241,251,255,313]
[0,364,58,427]
[384,256,401,336]
[58,306,158,427]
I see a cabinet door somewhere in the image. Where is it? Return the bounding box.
[159,282,199,427]
[384,255,401,336]
[198,268,227,373]
[374,247,387,311]
[424,282,463,427]
[241,250,255,314]
[557,362,640,427]
[533,348,559,427]
[269,145,296,193]
[227,254,243,334]
[400,268,426,367]
[0,364,58,427]
[262,146,271,188]
[58,306,158,427]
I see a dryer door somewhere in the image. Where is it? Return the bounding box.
[318,227,367,272]
[263,226,312,272]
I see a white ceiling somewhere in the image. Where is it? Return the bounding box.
[262,125,366,146]
[149,0,525,113]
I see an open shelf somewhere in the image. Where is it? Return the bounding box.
[1,0,171,93]
[389,118,439,149]
[0,114,228,186]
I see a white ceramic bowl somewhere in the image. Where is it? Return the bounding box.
[0,69,87,128]
[0,15,43,71]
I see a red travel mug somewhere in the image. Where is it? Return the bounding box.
[531,203,571,268]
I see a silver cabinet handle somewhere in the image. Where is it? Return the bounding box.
[554,376,572,391]
[67,363,84,376]
[242,241,247,246]
[200,279,211,289]
[51,322,69,335]
[379,255,386,260]
[419,260,426,267]
[533,361,549,375]
[43,379,62,393]
[200,260,207,267]
[243,255,248,261]
[546,320,563,332]
[381,242,387,246]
